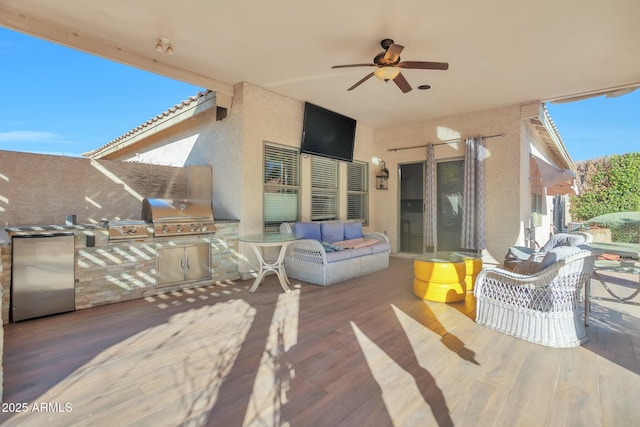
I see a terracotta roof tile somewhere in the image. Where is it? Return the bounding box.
[84,90,212,158]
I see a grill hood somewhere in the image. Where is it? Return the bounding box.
[142,198,214,223]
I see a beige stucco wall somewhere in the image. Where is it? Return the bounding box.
[236,83,379,275]
[373,105,524,264]
[0,152,211,241]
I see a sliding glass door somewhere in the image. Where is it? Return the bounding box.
[436,160,465,251]
[399,163,424,253]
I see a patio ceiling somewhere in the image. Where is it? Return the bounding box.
[1,0,639,128]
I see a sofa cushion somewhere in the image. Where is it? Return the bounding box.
[344,222,363,240]
[326,250,353,263]
[293,222,321,241]
[348,246,373,258]
[321,222,345,243]
[369,241,391,254]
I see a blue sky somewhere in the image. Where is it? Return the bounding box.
[0,28,203,157]
[1,27,638,161]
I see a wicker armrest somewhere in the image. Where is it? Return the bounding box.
[287,239,328,265]
[363,231,390,244]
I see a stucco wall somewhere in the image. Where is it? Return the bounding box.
[373,105,524,264]
[0,151,211,241]
[237,83,379,275]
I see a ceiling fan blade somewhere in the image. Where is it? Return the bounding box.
[393,72,412,93]
[347,72,375,91]
[332,63,376,69]
[384,43,404,63]
[398,61,449,70]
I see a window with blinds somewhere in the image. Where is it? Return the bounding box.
[347,161,368,224]
[311,156,339,221]
[263,143,300,231]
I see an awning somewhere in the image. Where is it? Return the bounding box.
[530,155,578,195]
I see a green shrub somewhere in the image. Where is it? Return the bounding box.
[571,153,640,223]
[585,212,640,243]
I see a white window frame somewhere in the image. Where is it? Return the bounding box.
[347,160,368,225]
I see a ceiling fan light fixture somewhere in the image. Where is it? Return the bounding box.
[154,40,164,52]
[374,67,400,82]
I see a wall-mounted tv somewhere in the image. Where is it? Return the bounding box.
[300,102,356,162]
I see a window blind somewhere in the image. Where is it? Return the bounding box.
[311,156,338,221]
[347,161,368,224]
[264,143,300,231]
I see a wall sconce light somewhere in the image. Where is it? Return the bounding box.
[154,37,174,55]
[376,161,389,190]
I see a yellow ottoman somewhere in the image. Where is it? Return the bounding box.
[461,255,483,291]
[413,253,466,302]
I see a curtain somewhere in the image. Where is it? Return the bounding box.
[424,144,437,251]
[461,137,486,250]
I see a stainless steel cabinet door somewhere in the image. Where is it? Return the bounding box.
[157,247,186,286]
[185,244,211,282]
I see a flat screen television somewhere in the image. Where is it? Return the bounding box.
[300,102,356,162]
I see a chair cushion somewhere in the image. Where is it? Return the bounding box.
[293,222,321,241]
[504,246,535,263]
[540,245,584,269]
[321,222,345,243]
[344,222,363,239]
[540,233,589,253]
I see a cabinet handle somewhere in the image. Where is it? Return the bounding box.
[186,258,191,270]
[180,258,184,270]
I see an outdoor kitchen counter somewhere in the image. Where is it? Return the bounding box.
[6,223,106,233]
[1,221,240,324]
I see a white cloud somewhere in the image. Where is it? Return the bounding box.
[0,130,62,142]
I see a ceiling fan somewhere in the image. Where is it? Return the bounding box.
[331,38,449,93]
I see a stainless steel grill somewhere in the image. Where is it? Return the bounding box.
[142,198,216,237]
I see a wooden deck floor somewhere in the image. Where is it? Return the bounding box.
[1,256,639,426]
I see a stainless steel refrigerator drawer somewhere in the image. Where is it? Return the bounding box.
[11,233,75,321]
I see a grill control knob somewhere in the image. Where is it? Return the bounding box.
[189,224,196,232]
[201,224,208,232]
[176,225,183,233]
[162,225,169,234]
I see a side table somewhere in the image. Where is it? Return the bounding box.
[240,232,300,293]
[413,252,473,302]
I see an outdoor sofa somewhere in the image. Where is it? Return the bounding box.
[279,221,391,286]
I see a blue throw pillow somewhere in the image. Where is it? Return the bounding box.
[344,222,363,240]
[322,241,344,252]
[321,222,345,243]
[293,222,321,241]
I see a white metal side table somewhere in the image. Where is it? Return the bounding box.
[240,232,300,293]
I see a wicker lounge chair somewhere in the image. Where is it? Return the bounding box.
[474,248,596,348]
[503,231,593,271]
